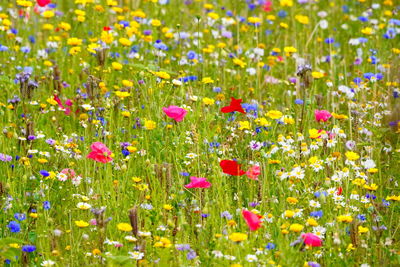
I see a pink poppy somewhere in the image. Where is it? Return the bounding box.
[314,110,332,122]
[54,95,71,115]
[162,105,188,122]
[87,142,113,163]
[185,177,211,189]
[301,233,322,247]
[246,165,261,180]
[242,210,262,231]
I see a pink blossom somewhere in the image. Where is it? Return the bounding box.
[162,105,188,122]
[242,210,262,231]
[87,142,113,163]
[301,233,322,247]
[246,165,261,180]
[61,168,76,179]
[314,110,332,122]
[184,177,211,189]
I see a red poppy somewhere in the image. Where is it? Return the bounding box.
[220,160,245,176]
[37,0,51,7]
[263,0,272,12]
[242,210,262,231]
[336,187,343,195]
[221,97,246,114]
[103,26,111,31]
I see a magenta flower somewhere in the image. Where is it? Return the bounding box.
[301,233,322,247]
[87,142,113,163]
[162,105,187,122]
[314,110,332,122]
[246,165,261,180]
[184,177,211,189]
[242,210,262,231]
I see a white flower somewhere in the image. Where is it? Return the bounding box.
[77,202,92,210]
[125,235,138,242]
[129,251,144,260]
[362,159,376,169]
[245,254,258,262]
[309,200,321,208]
[41,260,56,266]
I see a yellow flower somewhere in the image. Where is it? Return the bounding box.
[208,12,219,20]
[255,117,270,126]
[119,38,132,46]
[144,120,156,130]
[308,128,320,139]
[284,210,295,218]
[386,195,400,201]
[286,197,298,204]
[229,232,248,242]
[331,112,348,119]
[127,146,137,153]
[284,46,297,54]
[67,37,83,46]
[122,80,133,87]
[154,237,172,248]
[346,244,355,252]
[337,215,353,223]
[69,46,81,55]
[121,111,131,117]
[163,204,173,211]
[295,15,309,24]
[202,97,215,105]
[238,121,250,130]
[151,19,162,27]
[154,71,170,79]
[38,158,48,164]
[115,91,131,99]
[59,22,71,31]
[363,183,378,191]
[42,10,55,18]
[307,218,318,226]
[266,110,283,120]
[92,249,101,255]
[248,17,261,24]
[345,151,360,161]
[233,58,246,68]
[227,220,237,227]
[117,223,133,232]
[280,0,293,7]
[112,62,123,70]
[289,223,304,232]
[202,77,214,84]
[358,226,369,234]
[312,71,324,79]
[75,220,89,228]
[17,0,33,7]
[101,31,114,44]
[352,178,366,186]
[361,27,374,35]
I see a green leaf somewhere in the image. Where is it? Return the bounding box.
[28,231,37,243]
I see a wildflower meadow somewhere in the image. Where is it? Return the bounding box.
[0,0,400,266]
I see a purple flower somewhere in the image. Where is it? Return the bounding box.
[186,250,197,260]
[0,153,12,162]
[8,221,21,233]
[22,245,36,253]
